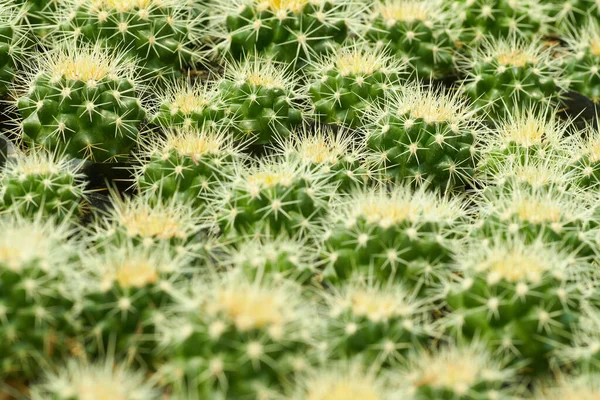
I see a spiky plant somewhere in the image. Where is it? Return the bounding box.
[0,1,27,96]
[564,20,600,104]
[90,191,203,249]
[365,0,458,79]
[449,0,550,44]
[532,374,600,399]
[72,238,194,366]
[14,42,146,162]
[320,185,468,288]
[0,213,80,380]
[288,360,403,399]
[135,125,244,206]
[52,0,204,81]
[151,78,228,130]
[548,0,600,27]
[273,124,373,191]
[307,42,404,128]
[459,37,565,118]
[12,0,57,38]
[441,234,591,374]
[401,341,517,399]
[321,279,433,367]
[551,311,600,373]
[365,82,480,191]
[217,57,305,144]
[0,150,87,220]
[29,356,161,400]
[209,156,336,238]
[157,271,321,399]
[569,123,600,189]
[209,0,361,65]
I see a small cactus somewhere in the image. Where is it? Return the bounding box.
[0,1,26,95]
[0,150,87,220]
[569,123,600,188]
[532,374,600,399]
[564,20,600,104]
[15,42,146,162]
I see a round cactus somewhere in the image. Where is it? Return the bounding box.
[210,156,336,238]
[569,124,600,189]
[0,213,80,379]
[157,271,321,399]
[15,42,146,162]
[321,279,433,366]
[274,124,373,191]
[532,374,600,400]
[401,341,517,399]
[0,151,87,220]
[30,356,161,400]
[53,0,204,81]
[459,37,565,118]
[210,0,359,65]
[365,0,459,79]
[135,125,244,205]
[365,82,479,191]
[564,20,600,104]
[307,43,404,127]
[320,185,468,288]
[548,0,600,28]
[217,57,306,144]
[441,235,591,374]
[0,1,26,96]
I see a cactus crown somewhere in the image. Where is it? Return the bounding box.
[374,0,440,24]
[533,374,600,399]
[225,57,296,91]
[159,79,221,118]
[495,107,568,150]
[313,43,402,77]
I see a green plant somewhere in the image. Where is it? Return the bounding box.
[564,20,600,104]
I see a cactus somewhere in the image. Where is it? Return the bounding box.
[552,311,600,373]
[401,341,517,399]
[442,235,591,373]
[217,57,306,144]
[210,0,360,65]
[210,156,336,238]
[564,20,600,104]
[548,0,600,27]
[15,42,146,162]
[30,356,161,400]
[365,0,458,79]
[135,125,244,206]
[158,271,321,399]
[0,151,87,220]
[450,0,550,44]
[0,1,26,96]
[365,82,479,191]
[0,213,80,379]
[53,0,204,81]
[307,43,404,127]
[320,185,467,288]
[321,279,433,366]
[72,238,194,365]
[570,124,600,189]
[532,374,600,399]
[273,124,373,191]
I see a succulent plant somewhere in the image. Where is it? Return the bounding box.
[548,0,600,28]
[307,42,404,128]
[135,125,244,206]
[320,185,468,288]
[564,20,600,104]
[365,82,479,191]
[210,0,360,65]
[532,374,600,399]
[0,150,87,220]
[52,0,204,81]
[365,0,459,79]
[0,213,80,379]
[441,234,591,374]
[459,37,565,118]
[15,42,146,162]
[0,1,26,96]
[210,156,336,238]
[158,271,321,399]
[569,123,600,189]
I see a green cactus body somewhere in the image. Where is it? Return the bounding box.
[275,125,373,191]
[30,357,161,400]
[308,44,403,128]
[570,125,600,189]
[0,151,87,219]
[54,0,202,81]
[136,126,243,205]
[553,312,600,373]
[211,157,336,238]
[217,58,305,144]
[74,239,192,365]
[366,84,479,191]
[0,214,79,379]
[450,0,549,44]
[365,0,458,79]
[0,1,25,96]
[322,281,432,366]
[532,374,600,399]
[459,38,564,118]
[214,0,355,65]
[402,342,517,399]
[443,236,590,373]
[12,0,56,38]
[16,44,146,162]
[565,20,600,104]
[549,0,600,28]
[159,272,320,399]
[320,186,467,288]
